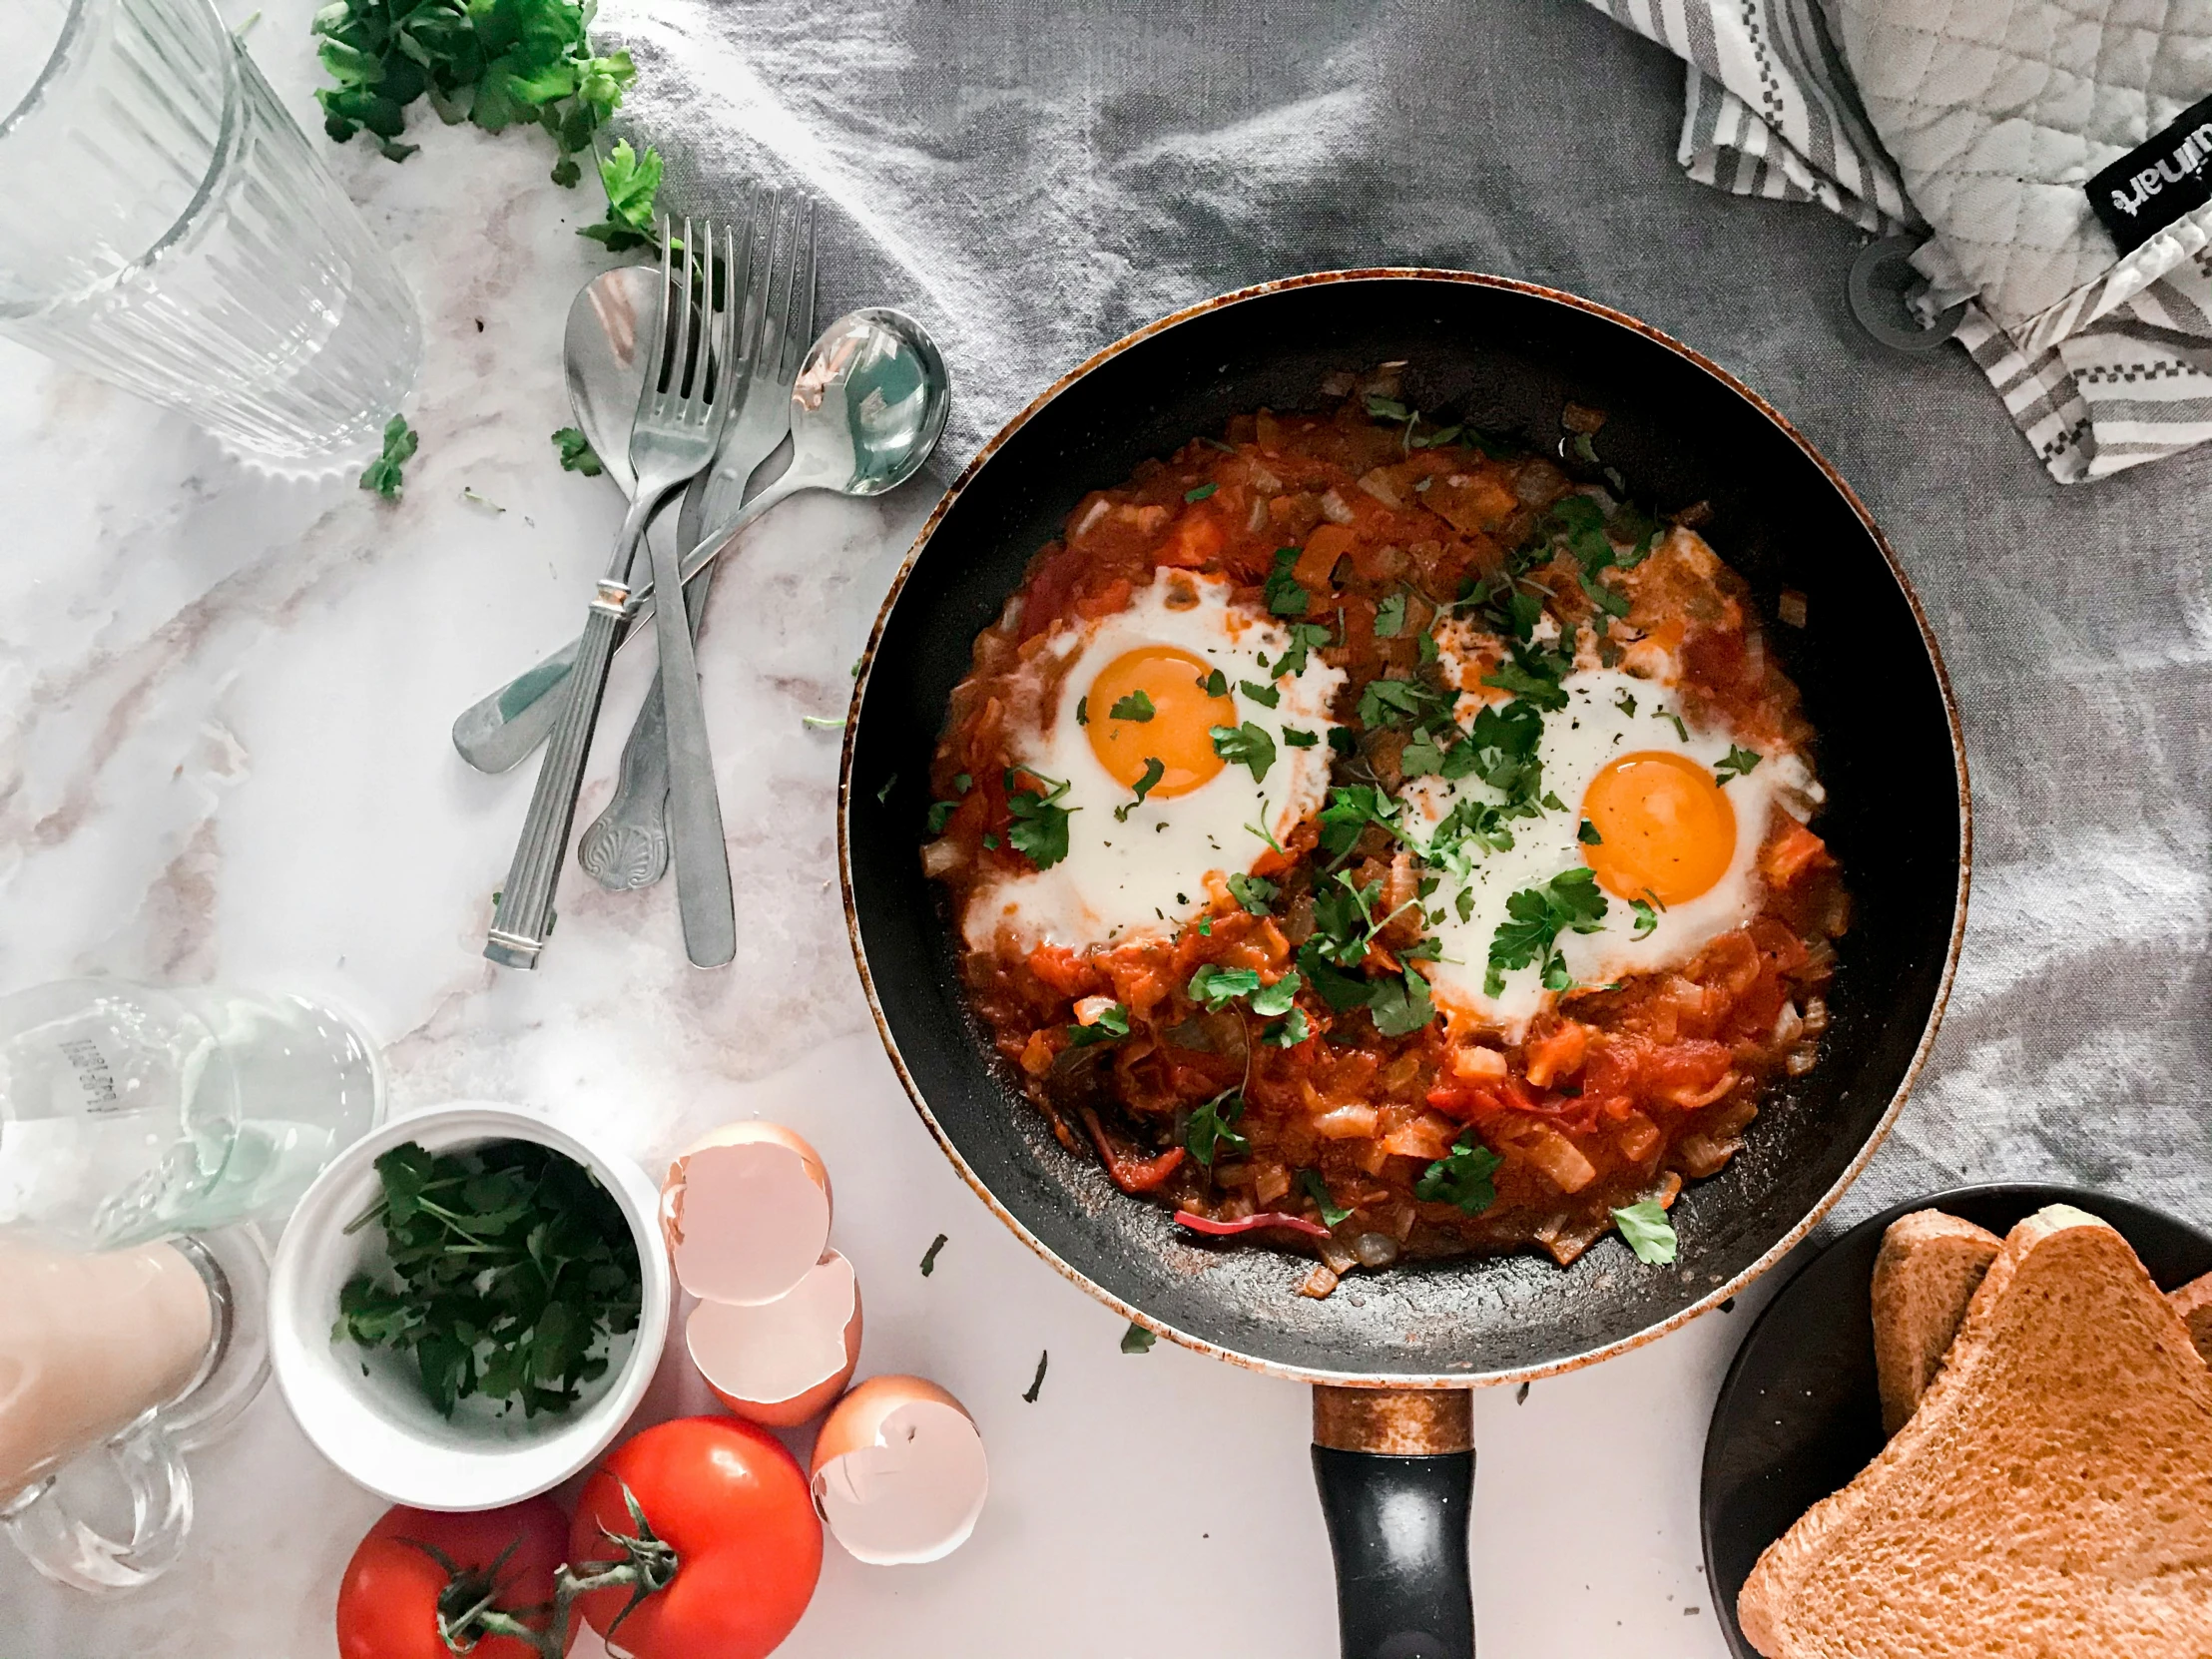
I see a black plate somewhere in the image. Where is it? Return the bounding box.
[843,271,1969,1382]
[1700,1182,2212,1656]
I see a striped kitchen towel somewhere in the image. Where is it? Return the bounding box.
[1588,0,2212,483]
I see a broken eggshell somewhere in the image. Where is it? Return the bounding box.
[809,1375,989,1565]
[661,1121,831,1306]
[687,1250,863,1428]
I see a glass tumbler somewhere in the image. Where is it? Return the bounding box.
[0,979,385,1251]
[0,0,422,467]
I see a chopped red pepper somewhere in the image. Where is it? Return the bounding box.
[1174,1209,1331,1240]
[1080,1107,1187,1194]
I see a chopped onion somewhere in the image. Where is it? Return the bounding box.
[1353,1232,1399,1269]
[1319,489,1358,525]
[920,839,962,877]
[1173,1209,1330,1240]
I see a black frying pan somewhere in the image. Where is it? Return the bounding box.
[838,271,1969,1657]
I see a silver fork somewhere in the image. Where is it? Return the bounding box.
[577,192,816,891]
[486,218,742,970]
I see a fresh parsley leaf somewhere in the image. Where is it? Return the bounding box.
[1114,757,1165,822]
[1715,745,1762,782]
[1415,1134,1503,1214]
[1227,872,1278,914]
[577,138,664,251]
[1186,1088,1249,1167]
[1282,726,1319,748]
[1328,726,1359,756]
[1614,690,1638,718]
[1210,722,1276,785]
[926,800,958,834]
[1358,675,1442,730]
[358,414,416,499]
[1300,1169,1352,1227]
[1318,784,1398,861]
[1375,592,1407,637]
[1659,709,1689,742]
[1109,690,1155,723]
[1249,967,1303,1017]
[1365,394,1412,422]
[920,1233,948,1276]
[1578,819,1603,845]
[551,425,602,476]
[1629,896,1659,938]
[1199,668,1229,697]
[1265,547,1310,617]
[1484,867,1609,996]
[1612,1200,1678,1264]
[1075,696,1089,726]
[1297,940,1377,1010]
[1004,770,1076,869]
[1187,964,1262,1009]
[1066,1002,1131,1046]
[1367,966,1436,1036]
[1184,482,1217,502]
[1480,643,1571,712]
[1265,1006,1312,1046]
[1239,679,1281,709]
[1120,1322,1157,1354]
[1275,620,1332,676]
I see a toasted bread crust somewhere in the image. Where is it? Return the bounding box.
[1870,1210,2001,1434]
[2172,1271,2212,1370]
[1739,1205,2212,1658]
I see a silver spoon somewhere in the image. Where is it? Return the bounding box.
[451,308,952,775]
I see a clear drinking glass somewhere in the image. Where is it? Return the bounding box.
[0,0,422,467]
[0,980,385,1251]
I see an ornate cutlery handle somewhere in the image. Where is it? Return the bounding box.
[484,580,630,968]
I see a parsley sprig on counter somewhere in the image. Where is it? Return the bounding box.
[335,1138,643,1418]
[310,0,664,249]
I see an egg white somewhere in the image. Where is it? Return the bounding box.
[960,574,1346,953]
[1402,661,1817,1039]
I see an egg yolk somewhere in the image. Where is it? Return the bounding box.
[1083,646,1238,797]
[1580,750,1737,906]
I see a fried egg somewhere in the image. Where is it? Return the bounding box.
[961,573,1345,952]
[1401,651,1819,1038]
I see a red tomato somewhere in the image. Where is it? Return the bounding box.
[335,1498,568,1659]
[569,1415,822,1659]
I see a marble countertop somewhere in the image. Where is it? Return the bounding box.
[8,2,2210,1654]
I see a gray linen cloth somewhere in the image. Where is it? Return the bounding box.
[596,0,2212,1234]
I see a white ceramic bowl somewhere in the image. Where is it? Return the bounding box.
[269,1102,671,1511]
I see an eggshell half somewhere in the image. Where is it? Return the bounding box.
[810,1375,989,1565]
[687,1251,862,1427]
[661,1121,832,1305]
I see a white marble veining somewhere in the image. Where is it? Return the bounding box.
[0,13,1768,1656]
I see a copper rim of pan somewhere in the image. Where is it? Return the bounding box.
[836,266,1973,1389]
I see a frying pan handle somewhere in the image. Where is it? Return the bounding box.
[1311,1386,1474,1659]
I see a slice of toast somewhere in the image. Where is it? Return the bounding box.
[1739,1205,2212,1658]
[1870,1210,2002,1435]
[2173,1271,2212,1368]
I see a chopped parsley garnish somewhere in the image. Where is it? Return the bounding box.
[1115,757,1165,822]
[1659,709,1689,742]
[1365,394,1412,422]
[1024,1351,1049,1402]
[1318,784,1399,862]
[1239,679,1281,709]
[1274,620,1332,677]
[1578,819,1603,845]
[1715,745,1762,783]
[1228,871,1278,914]
[1004,770,1075,869]
[1264,546,1310,617]
[1076,696,1089,726]
[1246,810,1287,856]
[1250,967,1303,1017]
[1612,1200,1678,1264]
[1300,1169,1352,1227]
[1108,690,1155,722]
[1328,727,1359,756]
[1614,690,1638,717]
[358,414,417,499]
[1210,722,1276,785]
[1120,1322,1157,1354]
[926,800,958,834]
[1265,1006,1312,1046]
[1186,965,1263,1009]
[1358,675,1445,730]
[1366,966,1436,1036]
[1199,668,1229,697]
[1485,867,1609,995]
[1374,592,1407,638]
[1480,640,1572,712]
[1415,1134,1503,1214]
[1184,482,1217,502]
[1629,896,1660,938]
[920,1233,948,1276]
[551,426,602,476]
[1282,726,1319,747]
[1066,1002,1131,1046]
[1186,1088,1249,1167]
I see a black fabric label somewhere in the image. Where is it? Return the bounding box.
[2089,93,2212,255]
